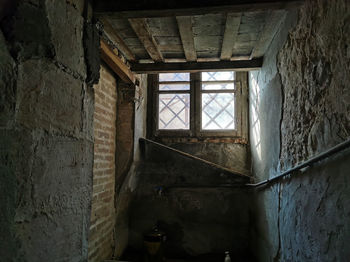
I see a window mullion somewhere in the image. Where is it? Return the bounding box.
[157,90,191,94]
[201,90,236,93]
[157,81,190,85]
[193,72,201,137]
[201,80,237,84]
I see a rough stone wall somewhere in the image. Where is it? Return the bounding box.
[278,0,350,168]
[0,1,95,261]
[88,64,117,262]
[249,1,350,261]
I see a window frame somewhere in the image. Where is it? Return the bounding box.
[147,71,248,139]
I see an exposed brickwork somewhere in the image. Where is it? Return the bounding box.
[115,85,135,193]
[88,64,117,262]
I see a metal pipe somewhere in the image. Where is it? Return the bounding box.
[246,138,350,188]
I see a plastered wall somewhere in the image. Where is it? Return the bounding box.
[249,1,350,261]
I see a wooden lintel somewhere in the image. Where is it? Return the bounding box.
[130,58,263,73]
[220,13,241,60]
[99,16,136,62]
[128,18,163,62]
[100,40,136,84]
[95,1,304,18]
[176,16,197,62]
[250,10,286,59]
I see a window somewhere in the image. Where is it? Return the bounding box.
[201,71,235,130]
[148,71,248,138]
[158,73,190,130]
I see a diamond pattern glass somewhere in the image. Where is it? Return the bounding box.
[202,71,234,81]
[159,84,190,91]
[202,93,235,130]
[202,83,235,90]
[159,94,190,130]
[159,73,190,82]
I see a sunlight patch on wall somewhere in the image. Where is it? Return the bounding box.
[250,73,262,161]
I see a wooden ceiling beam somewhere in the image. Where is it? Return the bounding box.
[176,16,197,62]
[94,1,304,18]
[250,10,286,59]
[100,40,136,84]
[220,13,241,61]
[128,18,164,62]
[130,58,263,73]
[99,16,136,62]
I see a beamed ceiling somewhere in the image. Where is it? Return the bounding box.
[94,0,304,73]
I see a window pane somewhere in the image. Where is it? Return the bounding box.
[202,93,235,130]
[159,94,190,130]
[159,73,190,82]
[201,71,234,81]
[202,83,235,90]
[159,84,190,91]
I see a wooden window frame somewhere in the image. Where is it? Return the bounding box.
[147,71,248,139]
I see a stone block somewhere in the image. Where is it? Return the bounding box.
[0,30,16,127]
[6,1,55,60]
[46,0,86,78]
[14,130,93,261]
[16,59,84,137]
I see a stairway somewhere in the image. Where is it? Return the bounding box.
[123,139,255,261]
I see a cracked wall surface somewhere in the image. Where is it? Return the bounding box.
[278,0,350,169]
[249,0,350,261]
[0,0,95,261]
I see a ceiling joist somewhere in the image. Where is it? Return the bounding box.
[128,18,164,62]
[130,58,263,73]
[95,1,304,18]
[220,13,242,61]
[100,40,136,84]
[100,17,136,62]
[176,16,197,62]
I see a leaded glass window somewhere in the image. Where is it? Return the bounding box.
[201,71,236,130]
[157,73,190,130]
[151,71,246,138]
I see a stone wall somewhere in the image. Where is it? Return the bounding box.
[0,1,95,261]
[88,64,117,262]
[278,0,350,168]
[249,0,350,261]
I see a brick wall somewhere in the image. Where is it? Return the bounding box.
[115,84,135,193]
[88,64,117,262]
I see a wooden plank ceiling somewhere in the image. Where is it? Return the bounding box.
[94,0,303,72]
